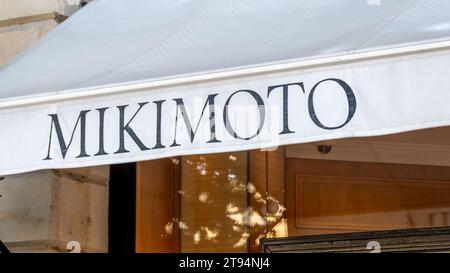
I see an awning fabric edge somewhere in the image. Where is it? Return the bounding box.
[1,44,450,176]
[1,119,450,177]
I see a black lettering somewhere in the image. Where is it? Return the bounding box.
[308,78,356,129]
[171,94,220,147]
[114,103,150,154]
[223,90,265,140]
[44,110,90,160]
[94,107,109,156]
[152,100,166,149]
[267,82,306,134]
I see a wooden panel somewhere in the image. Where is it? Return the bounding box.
[296,175,450,231]
[261,227,450,253]
[286,159,450,237]
[136,159,178,253]
[286,158,450,180]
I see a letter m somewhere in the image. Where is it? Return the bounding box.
[44,110,91,160]
[171,94,220,147]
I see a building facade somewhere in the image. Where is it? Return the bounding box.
[0,0,108,253]
[1,1,450,254]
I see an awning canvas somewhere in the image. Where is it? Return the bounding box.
[1,0,450,175]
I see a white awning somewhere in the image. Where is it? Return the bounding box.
[1,0,450,175]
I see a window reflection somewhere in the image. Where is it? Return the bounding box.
[160,150,287,253]
[135,127,450,253]
[179,152,249,252]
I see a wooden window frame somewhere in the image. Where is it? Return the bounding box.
[260,226,450,253]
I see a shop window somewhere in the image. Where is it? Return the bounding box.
[180,152,249,252]
[136,149,287,253]
[136,127,450,253]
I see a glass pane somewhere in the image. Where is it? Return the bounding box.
[180,152,248,252]
[136,127,450,252]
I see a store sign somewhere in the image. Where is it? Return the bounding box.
[42,78,356,161]
[1,50,450,175]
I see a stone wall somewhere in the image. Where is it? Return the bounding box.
[0,0,109,253]
[0,167,109,253]
[0,0,86,66]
